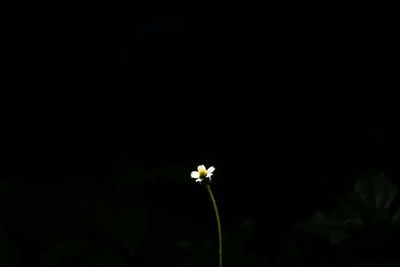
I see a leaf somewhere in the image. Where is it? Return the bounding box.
[391,207,400,222]
[326,230,352,244]
[343,218,363,228]
[311,212,339,226]
[354,171,395,209]
[374,173,393,209]
[384,185,397,209]
[301,212,352,243]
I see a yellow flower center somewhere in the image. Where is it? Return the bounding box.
[198,169,208,178]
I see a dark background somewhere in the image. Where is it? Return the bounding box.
[2,5,400,267]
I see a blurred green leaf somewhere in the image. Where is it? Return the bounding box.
[354,171,396,210]
[391,207,400,223]
[302,171,400,244]
[385,186,397,209]
[302,212,352,243]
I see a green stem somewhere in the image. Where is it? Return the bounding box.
[206,184,222,267]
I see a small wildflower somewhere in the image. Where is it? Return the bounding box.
[188,163,222,267]
[191,164,215,183]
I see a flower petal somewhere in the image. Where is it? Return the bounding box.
[196,178,202,183]
[191,171,199,178]
[207,166,215,174]
[198,165,206,171]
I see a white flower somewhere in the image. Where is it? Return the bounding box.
[191,164,215,183]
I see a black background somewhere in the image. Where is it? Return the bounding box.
[2,5,400,267]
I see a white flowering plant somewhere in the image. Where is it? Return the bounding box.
[191,164,215,184]
[190,164,222,267]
